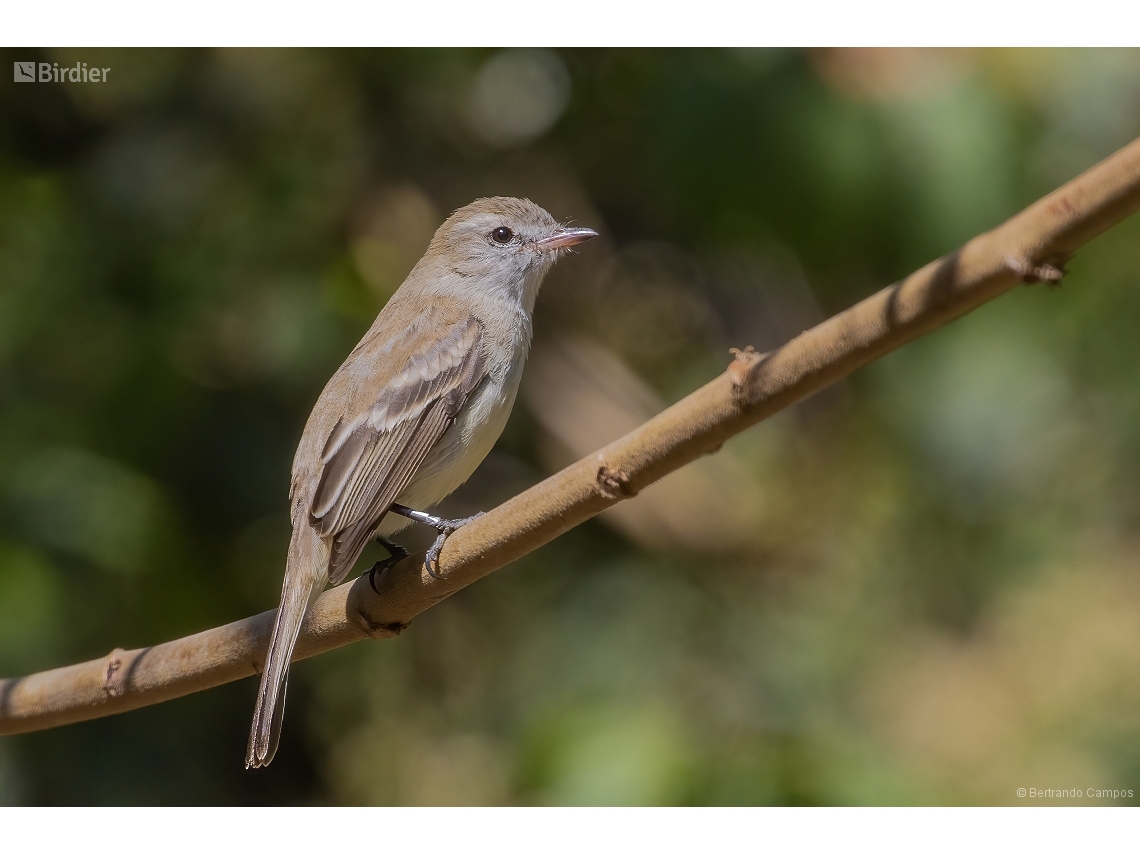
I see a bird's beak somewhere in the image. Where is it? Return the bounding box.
[537,226,599,252]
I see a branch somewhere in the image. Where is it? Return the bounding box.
[4,136,1140,737]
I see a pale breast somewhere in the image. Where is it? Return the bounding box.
[389,348,525,516]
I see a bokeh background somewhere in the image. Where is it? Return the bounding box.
[2,48,1140,806]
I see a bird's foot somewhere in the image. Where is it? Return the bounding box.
[367,535,410,594]
[388,504,485,580]
[423,513,485,580]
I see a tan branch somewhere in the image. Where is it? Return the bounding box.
[4,136,1140,736]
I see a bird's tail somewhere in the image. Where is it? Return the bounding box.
[246,523,326,769]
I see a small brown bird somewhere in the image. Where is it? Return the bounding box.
[246,197,596,768]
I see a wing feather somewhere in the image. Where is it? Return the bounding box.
[309,315,487,585]
[327,404,451,584]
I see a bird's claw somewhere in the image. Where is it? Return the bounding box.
[422,511,485,580]
[367,536,409,594]
[424,532,448,581]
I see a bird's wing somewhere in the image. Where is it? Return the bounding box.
[310,312,487,585]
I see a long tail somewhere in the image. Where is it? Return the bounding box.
[246,523,327,769]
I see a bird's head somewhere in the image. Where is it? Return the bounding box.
[424,196,597,310]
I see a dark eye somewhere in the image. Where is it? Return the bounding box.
[491,226,514,244]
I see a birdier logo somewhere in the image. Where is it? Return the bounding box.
[13,61,110,83]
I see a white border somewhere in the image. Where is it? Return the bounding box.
[1,807,1137,854]
[4,0,1137,48]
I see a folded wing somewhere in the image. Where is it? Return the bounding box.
[310,313,487,585]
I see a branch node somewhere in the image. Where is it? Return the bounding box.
[596,462,635,500]
[352,609,408,640]
[102,649,126,698]
[1004,254,1066,285]
[728,346,763,400]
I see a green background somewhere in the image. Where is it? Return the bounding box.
[2,48,1140,805]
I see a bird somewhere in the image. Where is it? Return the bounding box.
[245,196,597,768]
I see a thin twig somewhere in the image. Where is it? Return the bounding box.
[3,136,1140,736]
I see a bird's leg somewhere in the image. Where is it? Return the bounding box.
[367,534,410,594]
[387,503,486,580]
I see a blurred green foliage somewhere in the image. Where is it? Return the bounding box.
[2,48,1140,805]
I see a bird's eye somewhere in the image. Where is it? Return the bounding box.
[491,226,514,244]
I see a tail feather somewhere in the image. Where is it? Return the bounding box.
[246,524,326,769]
